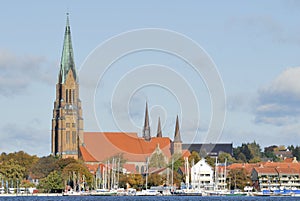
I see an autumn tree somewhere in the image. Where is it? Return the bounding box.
[227,168,251,190]
[147,173,164,187]
[127,174,144,190]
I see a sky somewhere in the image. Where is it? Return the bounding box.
[1,1,300,156]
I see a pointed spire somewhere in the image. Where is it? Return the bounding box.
[143,102,151,141]
[174,115,182,142]
[157,117,162,137]
[59,13,77,83]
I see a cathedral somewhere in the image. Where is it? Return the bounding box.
[51,15,184,171]
[51,15,232,173]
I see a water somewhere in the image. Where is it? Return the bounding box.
[0,196,298,201]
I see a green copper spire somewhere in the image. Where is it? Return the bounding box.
[59,13,77,83]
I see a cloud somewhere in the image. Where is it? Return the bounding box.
[255,67,300,126]
[0,123,50,156]
[0,49,56,97]
[227,15,300,45]
[227,93,255,112]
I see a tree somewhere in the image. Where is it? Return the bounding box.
[0,159,25,188]
[292,146,300,161]
[218,152,236,164]
[236,152,247,163]
[38,170,63,193]
[227,168,251,190]
[249,157,261,163]
[62,162,94,190]
[263,151,280,162]
[205,156,215,167]
[55,158,77,171]
[170,154,184,172]
[247,141,261,159]
[234,144,253,162]
[148,174,164,187]
[149,152,167,168]
[0,151,38,179]
[29,155,58,179]
[240,144,253,162]
[127,174,144,190]
[188,151,200,166]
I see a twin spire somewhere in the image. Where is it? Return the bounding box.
[59,13,77,84]
[142,102,182,142]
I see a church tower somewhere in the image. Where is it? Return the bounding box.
[172,115,182,155]
[51,14,84,159]
[143,102,151,141]
[156,117,162,138]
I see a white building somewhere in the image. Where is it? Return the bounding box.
[191,158,214,190]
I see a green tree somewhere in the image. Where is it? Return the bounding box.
[249,156,261,163]
[205,156,215,167]
[218,152,236,164]
[170,154,184,172]
[0,159,25,188]
[38,170,63,193]
[188,151,200,166]
[240,144,253,161]
[236,152,247,163]
[62,162,94,190]
[29,155,58,179]
[0,151,38,179]
[292,146,300,160]
[55,158,77,171]
[247,141,261,159]
[149,152,167,168]
[263,151,280,162]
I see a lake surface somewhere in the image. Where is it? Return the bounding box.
[0,196,298,201]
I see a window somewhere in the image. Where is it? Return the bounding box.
[66,123,70,128]
[141,166,144,173]
[72,131,76,144]
[66,131,70,144]
[66,89,68,103]
[72,123,76,128]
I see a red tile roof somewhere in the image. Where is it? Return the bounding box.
[123,163,137,174]
[182,149,191,158]
[254,167,278,174]
[79,145,98,162]
[83,132,172,162]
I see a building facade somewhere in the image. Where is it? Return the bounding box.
[191,158,214,189]
[51,15,84,159]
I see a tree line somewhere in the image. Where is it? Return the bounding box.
[0,151,93,193]
[0,142,299,192]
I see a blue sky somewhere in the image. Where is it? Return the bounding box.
[1,1,300,156]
